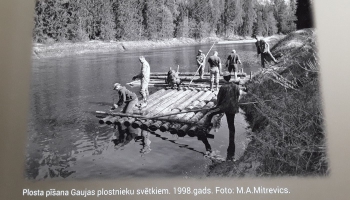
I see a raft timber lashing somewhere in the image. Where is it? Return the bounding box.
[98,88,223,137]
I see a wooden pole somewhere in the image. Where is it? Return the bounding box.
[189,42,216,86]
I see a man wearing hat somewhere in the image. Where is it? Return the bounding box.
[253,35,278,68]
[225,49,242,80]
[112,83,138,113]
[196,50,206,79]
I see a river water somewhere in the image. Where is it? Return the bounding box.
[26,42,261,180]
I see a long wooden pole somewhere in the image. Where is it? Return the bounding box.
[189,42,216,86]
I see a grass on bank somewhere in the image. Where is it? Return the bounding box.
[207,28,328,177]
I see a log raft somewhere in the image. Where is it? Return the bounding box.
[96,71,244,137]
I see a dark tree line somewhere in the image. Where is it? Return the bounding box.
[33,0,311,43]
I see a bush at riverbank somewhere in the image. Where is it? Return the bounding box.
[207,28,328,177]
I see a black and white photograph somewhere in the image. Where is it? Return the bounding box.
[25,0,326,180]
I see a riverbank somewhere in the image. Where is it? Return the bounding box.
[32,37,222,59]
[32,35,284,59]
[207,28,328,177]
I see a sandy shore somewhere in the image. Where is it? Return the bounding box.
[32,37,223,59]
[32,35,285,59]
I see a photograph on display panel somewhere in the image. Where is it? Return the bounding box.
[26,0,326,180]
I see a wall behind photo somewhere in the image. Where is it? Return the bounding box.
[0,0,350,200]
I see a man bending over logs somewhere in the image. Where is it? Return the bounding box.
[166,69,181,89]
[111,83,151,154]
[207,51,222,91]
[133,56,150,107]
[112,83,138,113]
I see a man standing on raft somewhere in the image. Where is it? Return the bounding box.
[132,56,150,107]
[207,51,222,91]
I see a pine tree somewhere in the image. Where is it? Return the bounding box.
[99,0,116,40]
[239,0,256,36]
[222,0,243,37]
[114,0,144,40]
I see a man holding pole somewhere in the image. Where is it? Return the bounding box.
[196,50,206,79]
[132,56,150,107]
[226,49,242,80]
[207,51,222,91]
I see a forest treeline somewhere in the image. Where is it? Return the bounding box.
[33,0,305,43]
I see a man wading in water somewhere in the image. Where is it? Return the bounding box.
[132,56,150,107]
[205,72,245,161]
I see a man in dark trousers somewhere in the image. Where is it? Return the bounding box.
[254,35,278,68]
[112,83,138,113]
[196,50,206,79]
[226,49,242,80]
[207,51,222,91]
[205,72,244,161]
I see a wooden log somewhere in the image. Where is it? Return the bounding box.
[187,102,216,123]
[187,107,222,135]
[148,90,194,131]
[138,90,194,130]
[150,76,246,83]
[99,116,113,124]
[187,126,198,136]
[106,117,120,125]
[150,72,247,77]
[179,125,192,137]
[174,98,215,136]
[115,117,129,126]
[123,118,135,126]
[159,91,213,133]
[132,120,143,129]
[133,89,193,130]
[140,89,179,113]
[144,90,197,116]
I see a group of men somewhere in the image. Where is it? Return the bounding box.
[110,36,277,160]
[196,35,277,91]
[197,49,242,91]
